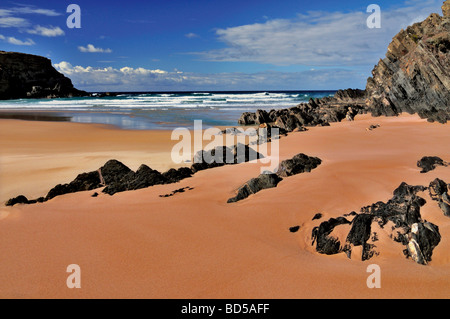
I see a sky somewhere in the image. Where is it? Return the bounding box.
[0,0,444,91]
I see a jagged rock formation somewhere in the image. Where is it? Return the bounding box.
[238,89,366,129]
[0,51,87,99]
[5,143,265,205]
[191,143,264,173]
[310,182,445,265]
[365,2,450,123]
[429,178,450,216]
[238,3,449,127]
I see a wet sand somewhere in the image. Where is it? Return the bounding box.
[0,113,449,298]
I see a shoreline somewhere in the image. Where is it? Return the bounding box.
[1,113,449,298]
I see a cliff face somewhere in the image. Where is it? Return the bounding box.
[0,51,87,100]
[365,1,450,123]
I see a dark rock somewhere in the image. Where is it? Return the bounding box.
[311,217,351,255]
[344,214,377,261]
[311,182,442,264]
[417,156,448,173]
[92,192,99,197]
[312,213,323,220]
[162,167,193,183]
[191,144,264,173]
[5,195,29,206]
[103,164,167,195]
[365,10,450,122]
[100,160,132,185]
[227,173,283,203]
[237,89,366,130]
[346,214,373,246]
[289,226,300,233]
[406,222,441,265]
[429,178,450,217]
[0,51,87,100]
[46,171,102,201]
[277,153,322,177]
[367,124,380,131]
[238,112,258,125]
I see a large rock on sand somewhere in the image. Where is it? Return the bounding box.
[227,173,283,203]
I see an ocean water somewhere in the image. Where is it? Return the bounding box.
[0,91,335,130]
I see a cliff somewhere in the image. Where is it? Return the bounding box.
[237,1,450,126]
[365,1,450,123]
[0,51,87,100]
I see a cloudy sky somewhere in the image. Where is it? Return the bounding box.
[0,0,444,91]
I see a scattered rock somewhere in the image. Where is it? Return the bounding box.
[312,213,323,220]
[366,124,380,131]
[417,156,448,173]
[227,173,283,203]
[277,153,322,177]
[227,152,322,203]
[289,226,300,233]
[310,182,442,264]
[160,187,194,198]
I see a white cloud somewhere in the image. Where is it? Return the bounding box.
[193,0,442,66]
[78,44,112,53]
[0,16,30,28]
[185,32,199,39]
[54,61,365,91]
[27,25,65,37]
[0,5,61,30]
[5,36,35,46]
[11,6,61,16]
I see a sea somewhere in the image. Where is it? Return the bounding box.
[0,91,335,130]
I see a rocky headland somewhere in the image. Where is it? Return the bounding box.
[238,1,450,127]
[0,51,87,100]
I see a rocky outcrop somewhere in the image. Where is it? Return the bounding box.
[238,89,366,129]
[5,143,266,204]
[0,51,87,100]
[311,217,351,255]
[442,0,450,17]
[365,3,450,123]
[191,144,264,173]
[310,182,443,265]
[227,173,283,203]
[429,178,450,217]
[227,153,322,203]
[277,153,322,177]
[417,156,448,173]
[236,3,450,127]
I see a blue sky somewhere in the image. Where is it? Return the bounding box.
[0,0,444,91]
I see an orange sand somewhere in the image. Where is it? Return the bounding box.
[0,114,449,299]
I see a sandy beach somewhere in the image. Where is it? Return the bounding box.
[0,113,449,299]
